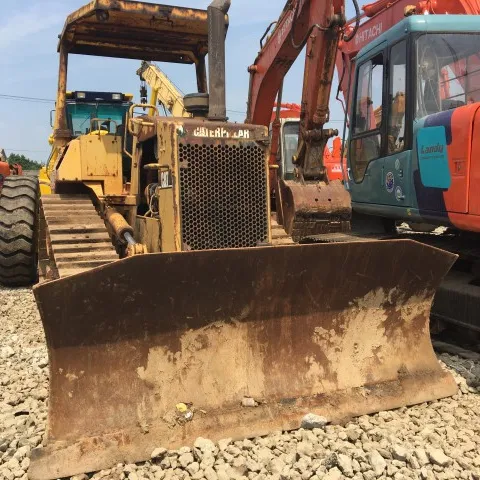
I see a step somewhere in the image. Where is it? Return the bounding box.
[55,259,117,269]
[44,216,102,224]
[43,204,94,211]
[49,232,113,244]
[54,251,118,262]
[51,242,115,254]
[41,194,91,202]
[48,225,108,234]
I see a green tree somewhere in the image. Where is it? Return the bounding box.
[7,153,43,170]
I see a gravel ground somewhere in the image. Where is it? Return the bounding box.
[1,286,479,480]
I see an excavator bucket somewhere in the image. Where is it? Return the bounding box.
[30,240,457,480]
[277,179,351,241]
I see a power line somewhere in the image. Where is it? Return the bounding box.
[0,93,249,116]
[0,93,346,122]
[3,148,50,153]
[0,94,55,104]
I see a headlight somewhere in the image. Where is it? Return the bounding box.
[112,93,122,100]
[76,92,86,99]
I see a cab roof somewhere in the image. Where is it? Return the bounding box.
[357,14,480,60]
[58,0,209,64]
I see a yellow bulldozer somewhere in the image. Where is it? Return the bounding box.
[0,1,456,479]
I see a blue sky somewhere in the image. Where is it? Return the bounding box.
[0,0,355,164]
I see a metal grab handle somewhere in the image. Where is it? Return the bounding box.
[123,103,158,159]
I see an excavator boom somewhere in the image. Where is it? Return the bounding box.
[247,0,351,239]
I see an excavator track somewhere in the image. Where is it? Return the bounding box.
[395,230,480,339]
[40,195,118,279]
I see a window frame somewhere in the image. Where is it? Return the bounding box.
[349,50,387,183]
[385,38,412,156]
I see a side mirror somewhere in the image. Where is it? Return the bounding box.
[50,110,55,128]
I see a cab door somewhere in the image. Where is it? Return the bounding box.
[382,39,414,208]
[347,44,388,205]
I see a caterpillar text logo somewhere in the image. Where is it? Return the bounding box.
[355,23,383,47]
[193,127,250,139]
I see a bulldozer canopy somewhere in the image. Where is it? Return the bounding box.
[58,0,209,63]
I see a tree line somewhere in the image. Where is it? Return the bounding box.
[6,153,43,170]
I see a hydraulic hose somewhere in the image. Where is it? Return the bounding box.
[344,0,361,42]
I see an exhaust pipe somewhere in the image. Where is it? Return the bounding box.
[207,0,231,121]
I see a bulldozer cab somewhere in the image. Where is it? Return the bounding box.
[65,91,133,137]
[52,0,210,143]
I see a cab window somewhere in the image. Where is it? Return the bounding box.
[67,103,128,137]
[388,41,407,155]
[282,121,299,176]
[350,53,384,182]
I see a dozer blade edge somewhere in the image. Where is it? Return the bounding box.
[30,240,457,480]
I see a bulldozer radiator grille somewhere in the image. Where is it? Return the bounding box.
[179,142,268,250]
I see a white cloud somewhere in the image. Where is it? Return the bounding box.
[0,3,68,50]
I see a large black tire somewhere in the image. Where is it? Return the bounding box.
[0,175,39,286]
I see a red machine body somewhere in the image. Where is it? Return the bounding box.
[336,0,480,114]
[335,0,480,234]
[0,149,22,191]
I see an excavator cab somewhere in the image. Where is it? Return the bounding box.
[347,14,480,229]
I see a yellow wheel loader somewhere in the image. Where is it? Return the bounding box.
[25,1,458,479]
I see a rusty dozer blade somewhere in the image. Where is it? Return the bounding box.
[277,178,351,241]
[30,240,457,480]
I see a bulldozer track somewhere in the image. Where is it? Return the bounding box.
[40,195,118,279]
[394,231,480,341]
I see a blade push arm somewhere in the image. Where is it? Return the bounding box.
[246,0,346,181]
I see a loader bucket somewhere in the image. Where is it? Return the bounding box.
[30,240,457,480]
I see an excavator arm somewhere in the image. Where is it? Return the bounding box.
[246,0,353,239]
[247,0,346,179]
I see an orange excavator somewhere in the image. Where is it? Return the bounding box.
[0,148,23,181]
[246,0,354,239]
[334,0,480,338]
[250,0,480,338]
